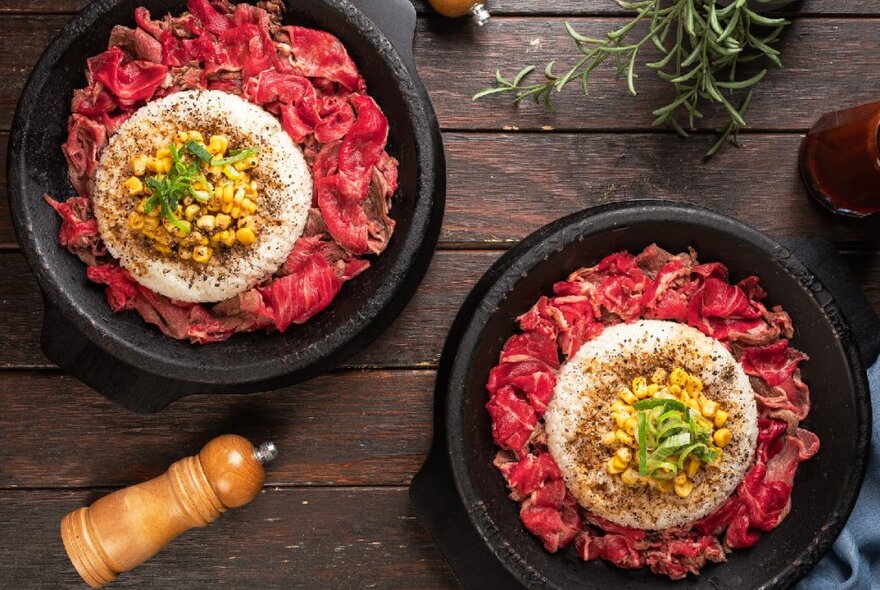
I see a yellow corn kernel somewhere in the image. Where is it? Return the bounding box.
[192,246,213,264]
[606,457,626,475]
[144,216,160,230]
[611,455,629,471]
[700,398,719,419]
[674,480,694,498]
[687,398,701,412]
[230,205,241,219]
[215,213,232,230]
[669,367,688,386]
[236,227,256,246]
[127,212,144,230]
[207,197,221,213]
[153,229,172,246]
[615,447,632,464]
[208,135,229,156]
[221,200,233,215]
[651,368,668,384]
[673,472,687,485]
[612,412,630,429]
[632,376,648,392]
[222,184,234,202]
[184,204,201,221]
[621,468,640,486]
[124,176,144,196]
[237,216,257,231]
[646,384,660,397]
[610,400,628,414]
[619,387,637,405]
[601,431,617,446]
[241,198,257,216]
[653,478,673,493]
[172,221,191,239]
[153,243,171,254]
[654,389,674,400]
[145,157,160,173]
[156,147,171,159]
[686,375,703,395]
[616,430,634,446]
[178,246,192,260]
[220,230,236,247]
[713,428,732,447]
[668,384,682,396]
[174,131,189,145]
[196,215,216,232]
[686,458,701,478]
[131,155,149,177]
[188,130,204,143]
[714,410,729,428]
[624,417,637,437]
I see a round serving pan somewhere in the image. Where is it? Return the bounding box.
[7,0,445,413]
[445,201,871,589]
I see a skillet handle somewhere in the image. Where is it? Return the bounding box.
[40,297,190,414]
[353,0,419,78]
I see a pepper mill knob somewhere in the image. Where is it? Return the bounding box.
[429,0,491,25]
[60,435,277,588]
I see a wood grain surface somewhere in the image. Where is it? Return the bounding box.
[1,1,878,589]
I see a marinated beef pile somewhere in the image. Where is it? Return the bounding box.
[47,0,398,343]
[486,244,820,579]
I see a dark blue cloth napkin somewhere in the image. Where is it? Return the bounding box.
[798,360,879,589]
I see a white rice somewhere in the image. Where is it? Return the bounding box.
[545,319,759,531]
[92,90,311,303]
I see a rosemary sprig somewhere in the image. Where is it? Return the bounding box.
[473,0,789,157]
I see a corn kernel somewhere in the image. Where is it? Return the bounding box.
[616,430,634,446]
[632,376,647,392]
[714,410,729,428]
[621,468,640,486]
[172,221,191,238]
[687,398,701,412]
[610,400,628,414]
[144,216,160,230]
[237,216,257,230]
[674,480,694,498]
[230,205,241,219]
[241,198,257,215]
[668,384,682,396]
[686,458,701,478]
[713,428,732,447]
[188,131,204,143]
[221,200,233,215]
[700,398,718,419]
[208,135,229,156]
[219,230,236,247]
[178,247,192,260]
[624,417,637,436]
[619,387,637,405]
[686,375,703,395]
[146,157,160,173]
[236,227,256,246]
[124,176,144,195]
[153,243,171,254]
[611,455,629,471]
[646,383,660,397]
[156,147,171,159]
[606,457,626,475]
[601,431,617,446]
[222,184,234,202]
[127,212,144,230]
[651,368,668,384]
[184,204,201,221]
[196,215,216,232]
[669,367,688,386]
[207,197,221,213]
[673,472,687,485]
[612,412,629,429]
[192,246,213,264]
[216,213,232,230]
[616,447,632,464]
[131,155,149,176]
[175,131,189,145]
[653,478,673,493]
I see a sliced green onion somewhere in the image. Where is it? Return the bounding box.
[185,140,214,164]
[634,398,688,413]
[211,146,259,167]
[637,411,648,476]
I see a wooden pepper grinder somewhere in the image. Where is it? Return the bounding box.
[60,435,278,588]
[429,0,490,25]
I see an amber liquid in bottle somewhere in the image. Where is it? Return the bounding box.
[800,99,880,217]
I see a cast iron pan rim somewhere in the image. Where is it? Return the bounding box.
[8,0,442,383]
[445,199,871,589]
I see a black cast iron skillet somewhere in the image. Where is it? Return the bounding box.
[7,0,445,413]
[445,201,871,589]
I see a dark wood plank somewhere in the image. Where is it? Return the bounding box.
[7,132,880,249]
[0,249,501,369]
[0,16,878,132]
[0,0,874,16]
[0,487,457,589]
[0,370,437,488]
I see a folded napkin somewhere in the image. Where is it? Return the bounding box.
[797,359,880,590]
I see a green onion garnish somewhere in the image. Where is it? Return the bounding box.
[211,146,260,167]
[185,140,214,164]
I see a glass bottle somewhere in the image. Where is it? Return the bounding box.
[800,100,880,217]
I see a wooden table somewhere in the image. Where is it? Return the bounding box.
[1,0,879,587]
